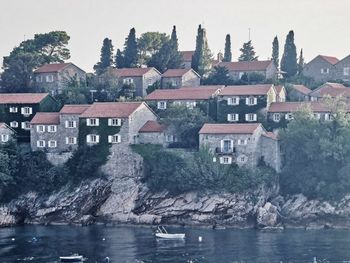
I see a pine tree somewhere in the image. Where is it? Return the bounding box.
[191,25,212,76]
[281,30,298,78]
[94,38,114,75]
[298,49,305,75]
[238,40,258,61]
[115,49,124,68]
[223,34,232,62]
[272,36,279,68]
[123,28,138,68]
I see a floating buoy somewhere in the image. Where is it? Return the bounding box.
[198,236,202,242]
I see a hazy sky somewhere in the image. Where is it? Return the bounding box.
[0,0,349,72]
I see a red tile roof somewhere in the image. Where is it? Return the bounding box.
[180,51,194,62]
[0,93,49,104]
[310,83,350,98]
[319,55,339,65]
[263,132,278,140]
[145,86,222,100]
[292,85,312,95]
[30,112,60,124]
[60,104,90,114]
[110,68,156,77]
[218,60,273,72]
[162,69,197,77]
[219,84,274,96]
[275,85,285,94]
[139,120,167,133]
[34,63,71,73]
[199,123,261,134]
[80,102,143,118]
[268,102,331,113]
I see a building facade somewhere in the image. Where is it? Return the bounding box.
[180,51,194,69]
[303,55,339,82]
[0,123,15,144]
[308,82,350,102]
[161,69,200,88]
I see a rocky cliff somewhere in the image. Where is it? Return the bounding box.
[1,145,350,229]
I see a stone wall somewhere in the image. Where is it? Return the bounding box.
[260,136,281,172]
[142,69,161,96]
[161,76,182,88]
[182,71,200,87]
[139,132,166,146]
[334,55,350,81]
[303,57,336,82]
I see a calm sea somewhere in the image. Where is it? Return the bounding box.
[0,225,349,263]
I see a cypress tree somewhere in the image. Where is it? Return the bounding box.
[191,25,202,72]
[272,36,279,68]
[167,25,182,68]
[123,28,138,68]
[115,49,124,68]
[298,48,305,75]
[238,40,258,61]
[281,30,298,78]
[94,38,114,75]
[223,34,232,62]
[191,25,212,76]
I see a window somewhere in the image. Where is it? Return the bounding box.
[227,97,240,105]
[9,107,18,113]
[227,114,239,122]
[10,121,18,128]
[1,135,9,142]
[21,107,32,116]
[314,113,321,120]
[108,118,122,126]
[220,156,232,164]
[285,113,294,120]
[65,120,77,128]
[108,134,121,143]
[86,134,99,144]
[273,113,280,122]
[246,97,257,106]
[66,137,77,145]
[186,101,197,109]
[324,113,331,121]
[36,76,42,82]
[321,68,329,74]
[237,154,248,164]
[123,78,134,85]
[48,140,57,148]
[37,140,45,148]
[157,101,167,110]
[237,139,248,145]
[245,113,257,122]
[310,96,318,102]
[36,125,45,133]
[87,118,99,126]
[239,72,245,79]
[166,135,176,142]
[344,67,350,76]
[171,80,178,87]
[48,125,57,132]
[221,139,233,153]
[21,122,31,130]
[46,75,54,82]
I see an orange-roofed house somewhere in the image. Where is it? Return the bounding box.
[334,55,350,82]
[309,82,350,102]
[217,60,278,81]
[161,69,200,89]
[0,93,59,142]
[199,123,281,171]
[180,51,194,69]
[33,62,86,96]
[288,84,312,101]
[303,55,339,82]
[138,120,177,147]
[216,84,277,123]
[0,123,16,144]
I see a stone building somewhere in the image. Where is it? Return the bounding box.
[275,85,287,102]
[199,123,280,172]
[0,123,15,144]
[287,85,311,101]
[309,82,350,101]
[334,55,350,82]
[99,67,161,97]
[79,102,158,145]
[217,60,278,81]
[161,69,200,88]
[33,63,86,96]
[0,93,59,142]
[303,55,339,82]
[180,51,194,69]
[138,120,177,147]
[216,84,277,123]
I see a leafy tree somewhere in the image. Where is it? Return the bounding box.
[122,28,139,68]
[223,34,232,62]
[281,30,298,78]
[94,38,114,75]
[191,24,212,76]
[238,40,258,61]
[54,78,91,105]
[146,80,160,95]
[120,83,136,99]
[298,48,305,75]
[138,32,168,66]
[1,31,70,92]
[203,66,234,85]
[272,36,279,68]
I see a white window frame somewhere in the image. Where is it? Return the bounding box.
[10,121,18,128]
[246,97,257,106]
[186,101,197,109]
[344,67,350,76]
[220,156,232,165]
[166,135,175,143]
[108,118,122,126]
[21,107,32,116]
[1,134,9,142]
[37,140,45,148]
[123,78,134,85]
[48,140,57,148]
[273,113,280,122]
[321,68,329,74]
[314,113,321,120]
[21,122,31,130]
[48,125,57,133]
[221,139,234,153]
[227,113,239,122]
[108,134,121,144]
[46,75,54,82]
[324,113,332,121]
[36,125,45,133]
[237,154,248,164]
[285,113,294,121]
[87,118,99,126]
[86,134,100,144]
[237,139,248,145]
[66,137,77,145]
[227,97,240,106]
[9,107,18,113]
[65,120,77,128]
[157,101,167,110]
[36,75,42,82]
[245,113,257,122]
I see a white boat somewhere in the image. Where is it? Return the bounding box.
[155,226,185,239]
[59,255,84,262]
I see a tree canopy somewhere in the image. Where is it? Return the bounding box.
[223,34,232,62]
[94,38,114,75]
[281,30,298,78]
[272,36,279,68]
[116,28,139,68]
[191,25,212,77]
[238,40,258,61]
[138,32,168,66]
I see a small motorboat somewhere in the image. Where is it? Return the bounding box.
[155,226,185,239]
[59,254,84,262]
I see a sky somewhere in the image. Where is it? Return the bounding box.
[0,0,349,72]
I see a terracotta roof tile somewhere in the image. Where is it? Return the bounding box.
[219,84,274,96]
[180,51,194,62]
[34,63,71,73]
[162,69,197,77]
[218,60,273,72]
[319,55,339,65]
[292,85,312,95]
[110,68,155,77]
[30,112,60,124]
[199,123,261,134]
[263,132,278,140]
[0,93,49,104]
[60,104,90,114]
[268,102,331,113]
[310,83,350,98]
[80,102,143,118]
[139,120,167,133]
[275,85,285,94]
[145,86,222,100]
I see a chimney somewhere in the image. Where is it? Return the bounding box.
[217,52,223,62]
